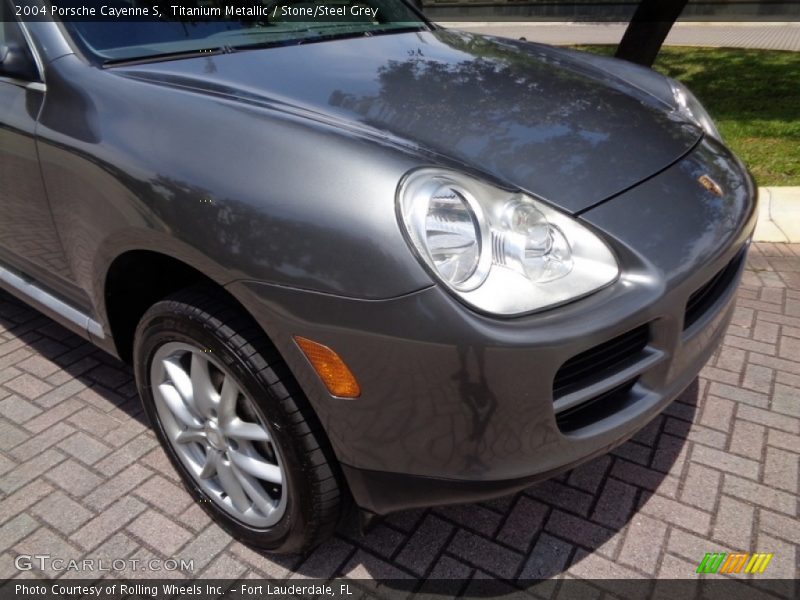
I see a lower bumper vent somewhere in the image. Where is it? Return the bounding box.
[684,248,746,331]
[553,324,650,400]
[555,378,639,433]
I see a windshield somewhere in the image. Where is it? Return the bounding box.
[54,1,427,64]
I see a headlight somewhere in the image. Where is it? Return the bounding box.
[398,169,619,315]
[669,79,722,141]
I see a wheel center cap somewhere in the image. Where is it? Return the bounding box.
[205,420,225,450]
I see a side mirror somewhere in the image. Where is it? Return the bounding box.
[0,43,38,81]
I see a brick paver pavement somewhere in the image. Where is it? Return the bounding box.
[0,243,798,585]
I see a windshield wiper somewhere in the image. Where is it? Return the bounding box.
[229,25,425,51]
[103,25,428,66]
[224,28,318,51]
[103,46,234,68]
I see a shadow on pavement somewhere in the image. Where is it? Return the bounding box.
[285,384,699,589]
[0,288,696,590]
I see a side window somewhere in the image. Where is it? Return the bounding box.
[0,0,39,82]
[2,1,24,47]
[0,0,6,47]
[0,0,12,47]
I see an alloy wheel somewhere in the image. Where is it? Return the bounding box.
[151,342,287,527]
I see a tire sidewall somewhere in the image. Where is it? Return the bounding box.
[134,308,313,552]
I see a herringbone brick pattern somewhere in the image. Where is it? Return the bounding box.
[0,243,798,584]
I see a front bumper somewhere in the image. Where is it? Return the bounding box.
[229,136,757,515]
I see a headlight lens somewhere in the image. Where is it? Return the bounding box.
[669,79,722,141]
[398,169,619,315]
[423,184,482,289]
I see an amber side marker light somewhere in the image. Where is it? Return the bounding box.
[294,336,361,398]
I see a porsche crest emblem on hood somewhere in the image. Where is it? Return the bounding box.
[698,174,724,197]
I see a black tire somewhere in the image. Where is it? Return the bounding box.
[133,285,342,554]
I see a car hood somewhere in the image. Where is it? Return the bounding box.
[118,29,702,214]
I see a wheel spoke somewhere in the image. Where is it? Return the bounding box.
[228,449,282,484]
[224,418,270,442]
[158,383,202,429]
[230,462,276,516]
[163,359,194,406]
[218,375,239,428]
[216,456,251,512]
[190,354,219,418]
[199,448,220,479]
[175,429,206,445]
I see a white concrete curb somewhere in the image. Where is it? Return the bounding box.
[755,187,800,243]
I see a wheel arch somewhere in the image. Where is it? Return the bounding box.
[103,249,253,363]
[101,248,350,511]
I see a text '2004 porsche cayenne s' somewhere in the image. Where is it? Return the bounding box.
[0,0,756,552]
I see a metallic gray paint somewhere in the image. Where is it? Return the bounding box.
[228,136,755,511]
[0,16,757,515]
[117,30,703,215]
[35,52,434,308]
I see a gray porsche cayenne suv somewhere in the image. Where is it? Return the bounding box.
[0,0,756,553]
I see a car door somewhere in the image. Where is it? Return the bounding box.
[0,1,83,305]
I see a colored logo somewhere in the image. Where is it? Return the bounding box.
[697,552,773,574]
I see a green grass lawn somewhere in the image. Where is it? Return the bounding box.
[574,46,800,186]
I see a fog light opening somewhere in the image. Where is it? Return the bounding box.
[294,336,361,399]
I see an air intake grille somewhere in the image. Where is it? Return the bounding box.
[555,378,639,433]
[553,325,649,400]
[684,250,745,331]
